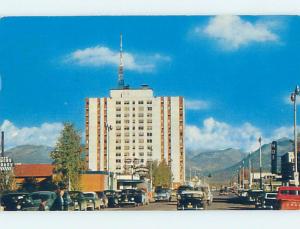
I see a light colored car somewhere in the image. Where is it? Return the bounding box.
[83,192,101,210]
[154,188,171,202]
[194,185,213,205]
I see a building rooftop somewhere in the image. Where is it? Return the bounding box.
[14,164,54,178]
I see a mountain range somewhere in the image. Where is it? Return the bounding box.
[4,137,294,183]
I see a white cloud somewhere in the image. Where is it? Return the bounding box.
[185,99,210,110]
[186,117,294,152]
[0,120,63,149]
[197,15,279,50]
[65,45,170,73]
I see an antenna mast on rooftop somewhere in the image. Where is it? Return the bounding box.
[118,33,125,89]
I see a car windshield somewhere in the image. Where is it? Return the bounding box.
[98,192,105,198]
[69,192,80,198]
[182,193,202,198]
[266,193,277,198]
[104,191,114,196]
[83,193,95,198]
[122,190,135,194]
[157,189,168,193]
[31,193,51,201]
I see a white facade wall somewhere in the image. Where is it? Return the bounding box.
[86,87,185,184]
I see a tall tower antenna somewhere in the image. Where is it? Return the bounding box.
[118,33,125,89]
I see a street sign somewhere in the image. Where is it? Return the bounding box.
[0,156,14,171]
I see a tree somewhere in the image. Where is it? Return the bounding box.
[0,170,15,192]
[51,123,84,191]
[151,160,172,188]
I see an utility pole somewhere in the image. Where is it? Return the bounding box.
[106,124,112,190]
[291,86,300,186]
[259,136,263,190]
[1,131,4,157]
[249,152,252,189]
[242,161,245,190]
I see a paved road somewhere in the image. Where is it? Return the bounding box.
[105,193,255,211]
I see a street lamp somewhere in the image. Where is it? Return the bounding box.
[242,160,245,190]
[291,85,300,186]
[106,124,112,189]
[258,136,263,190]
[249,152,252,189]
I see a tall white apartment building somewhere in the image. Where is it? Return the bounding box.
[85,35,185,185]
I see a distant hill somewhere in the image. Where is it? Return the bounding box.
[210,138,294,183]
[5,145,53,164]
[186,148,245,175]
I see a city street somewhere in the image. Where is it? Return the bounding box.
[106,192,255,211]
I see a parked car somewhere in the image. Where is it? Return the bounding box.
[1,192,30,211]
[177,191,207,210]
[96,191,108,209]
[119,189,137,207]
[83,192,101,210]
[134,189,149,206]
[255,192,277,210]
[22,191,56,211]
[104,190,120,208]
[247,189,264,204]
[194,185,213,205]
[277,186,300,210]
[69,191,88,211]
[154,188,171,202]
[177,185,193,196]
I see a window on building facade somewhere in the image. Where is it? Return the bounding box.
[147,100,152,104]
[116,152,121,157]
[147,152,152,157]
[138,107,144,112]
[139,152,144,157]
[138,113,144,117]
[147,113,152,117]
[125,139,130,144]
[147,132,152,136]
[124,146,130,150]
[139,146,144,150]
[139,120,144,124]
[139,139,144,143]
[116,146,121,150]
[147,107,152,111]
[124,113,129,118]
[147,119,152,124]
[116,120,121,124]
[116,126,121,131]
[116,159,121,163]
[147,139,152,143]
[139,132,144,136]
[138,101,144,104]
[124,107,130,112]
[124,101,129,105]
[116,107,121,111]
[147,126,152,130]
[138,126,144,130]
[116,101,121,105]
[116,114,121,118]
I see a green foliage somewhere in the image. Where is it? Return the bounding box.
[151,160,172,188]
[50,123,84,191]
[0,170,15,192]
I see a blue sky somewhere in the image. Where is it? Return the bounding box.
[0,16,299,151]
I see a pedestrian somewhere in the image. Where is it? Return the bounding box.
[50,185,65,211]
[38,197,47,211]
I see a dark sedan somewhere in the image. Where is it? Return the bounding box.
[104,190,120,208]
[1,192,30,211]
[177,191,207,210]
[119,189,137,207]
